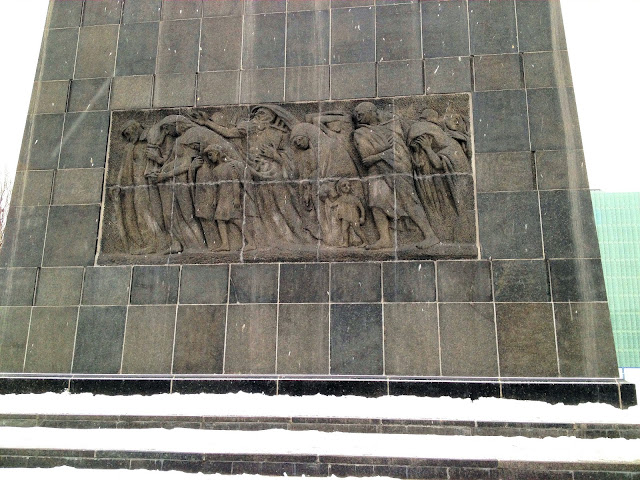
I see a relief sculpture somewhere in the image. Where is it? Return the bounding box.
[100,95,477,264]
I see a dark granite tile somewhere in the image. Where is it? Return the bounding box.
[40,28,78,81]
[285,65,330,102]
[229,264,278,303]
[496,303,558,377]
[83,0,124,26]
[475,152,535,193]
[153,74,196,107]
[286,10,329,67]
[288,0,330,11]
[277,304,330,374]
[0,207,48,268]
[477,192,542,259]
[469,0,517,55]
[33,81,69,114]
[49,0,83,28]
[331,7,375,64]
[523,51,572,89]
[330,304,383,375]
[35,267,84,306]
[528,88,582,151]
[378,60,423,97]
[123,0,162,24]
[331,262,381,303]
[554,303,619,378]
[172,379,277,395]
[620,383,637,409]
[535,150,589,190]
[131,266,180,304]
[515,0,567,52]
[243,13,286,69]
[203,0,244,17]
[245,0,286,14]
[0,268,37,306]
[116,22,160,76]
[70,379,171,395]
[332,0,374,7]
[424,56,472,94]
[59,111,110,169]
[173,305,226,373]
[24,306,78,373]
[440,303,499,377]
[42,205,100,267]
[225,304,277,374]
[407,466,449,479]
[376,3,421,61]
[72,306,127,373]
[473,90,529,153]
[110,76,154,110]
[278,379,386,397]
[197,71,239,106]
[121,305,176,373]
[473,54,523,91]
[493,260,550,303]
[240,68,284,103]
[180,265,228,304]
[0,307,31,372]
[384,303,439,376]
[539,190,600,259]
[82,266,132,306]
[74,25,119,79]
[279,263,329,303]
[18,114,64,171]
[0,378,68,395]
[501,381,620,407]
[421,0,469,58]
[52,168,104,205]
[200,16,242,71]
[162,0,203,19]
[157,19,201,74]
[549,259,607,303]
[437,261,492,303]
[68,78,111,112]
[331,62,376,100]
[382,261,435,303]
[10,170,54,207]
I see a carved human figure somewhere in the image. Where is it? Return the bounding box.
[352,102,440,250]
[194,144,255,252]
[443,106,471,159]
[112,120,172,254]
[289,122,363,245]
[407,108,472,242]
[325,179,366,248]
[194,106,314,245]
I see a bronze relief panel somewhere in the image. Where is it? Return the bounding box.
[99,95,476,264]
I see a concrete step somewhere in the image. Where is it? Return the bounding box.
[1,449,639,478]
[1,413,639,440]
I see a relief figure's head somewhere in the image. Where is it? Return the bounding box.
[419,108,440,124]
[336,178,352,195]
[121,120,143,144]
[353,102,378,126]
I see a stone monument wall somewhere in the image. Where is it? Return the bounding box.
[0,0,627,402]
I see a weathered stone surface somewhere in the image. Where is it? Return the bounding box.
[99,96,475,264]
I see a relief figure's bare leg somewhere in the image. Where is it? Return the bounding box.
[367,208,393,250]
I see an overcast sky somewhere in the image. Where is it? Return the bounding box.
[0,0,637,192]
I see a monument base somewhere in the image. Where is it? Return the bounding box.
[0,375,635,409]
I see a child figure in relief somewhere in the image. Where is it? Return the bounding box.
[195,144,254,252]
[326,179,367,248]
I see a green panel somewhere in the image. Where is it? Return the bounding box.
[592,192,640,367]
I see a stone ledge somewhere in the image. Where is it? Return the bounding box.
[1,450,639,478]
[1,414,638,440]
[0,375,635,407]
